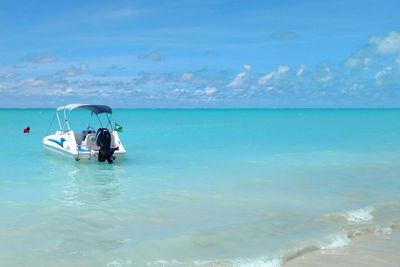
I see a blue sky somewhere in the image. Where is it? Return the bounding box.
[1,0,400,107]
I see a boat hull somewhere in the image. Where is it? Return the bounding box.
[42,130,126,162]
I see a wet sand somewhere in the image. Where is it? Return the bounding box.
[285,228,400,267]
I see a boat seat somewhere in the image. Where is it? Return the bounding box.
[75,131,91,145]
[85,133,100,151]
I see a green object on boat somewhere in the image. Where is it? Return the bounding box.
[114,122,123,132]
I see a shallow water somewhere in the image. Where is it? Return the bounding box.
[0,109,400,266]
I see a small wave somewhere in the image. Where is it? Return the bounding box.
[321,206,375,225]
[146,220,399,267]
[373,223,398,236]
[230,257,281,267]
[284,245,319,262]
[320,233,351,249]
[284,223,398,265]
[146,257,282,267]
[376,226,392,235]
[107,259,132,267]
[283,233,352,262]
[344,206,375,223]
[146,260,185,266]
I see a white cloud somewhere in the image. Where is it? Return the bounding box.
[258,72,275,85]
[228,64,252,89]
[318,67,333,83]
[350,83,364,91]
[204,86,217,95]
[345,55,372,70]
[173,88,188,94]
[51,87,75,96]
[363,58,372,69]
[370,32,400,54]
[193,86,217,96]
[80,64,89,72]
[244,64,251,71]
[23,55,56,64]
[23,78,47,87]
[194,89,203,96]
[61,64,89,77]
[138,51,164,62]
[181,72,193,81]
[0,72,16,79]
[345,57,359,68]
[276,65,290,74]
[296,64,306,77]
[375,66,392,84]
[259,65,290,85]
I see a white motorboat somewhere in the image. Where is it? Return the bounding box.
[43,104,126,163]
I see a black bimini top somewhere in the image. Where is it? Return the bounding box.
[57,104,112,114]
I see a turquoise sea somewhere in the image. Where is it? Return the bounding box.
[1,109,400,267]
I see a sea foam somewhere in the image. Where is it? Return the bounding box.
[344,206,375,223]
[230,257,281,267]
[146,257,282,267]
[320,233,351,250]
[107,259,132,267]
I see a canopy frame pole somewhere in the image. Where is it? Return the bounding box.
[87,112,93,129]
[106,113,112,130]
[96,114,103,128]
[56,111,62,130]
[64,109,71,130]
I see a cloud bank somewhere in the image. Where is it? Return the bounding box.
[1,32,400,107]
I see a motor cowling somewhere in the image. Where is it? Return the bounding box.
[96,128,115,164]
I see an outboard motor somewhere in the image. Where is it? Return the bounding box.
[96,128,115,164]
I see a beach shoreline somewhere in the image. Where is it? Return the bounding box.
[285,226,400,267]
